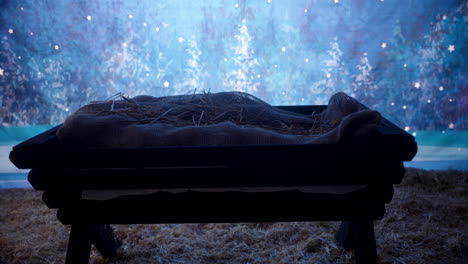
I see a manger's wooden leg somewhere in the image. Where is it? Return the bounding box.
[65,224,93,264]
[336,220,378,264]
[336,221,353,250]
[92,224,121,258]
[352,220,378,264]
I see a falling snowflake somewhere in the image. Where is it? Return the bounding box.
[178,37,184,43]
[414,82,421,89]
[449,123,454,129]
[86,15,92,21]
[0,68,4,76]
[164,81,170,87]
[155,27,160,32]
[8,28,13,34]
[448,45,455,52]
[439,86,444,91]
[381,42,387,49]
[404,126,410,131]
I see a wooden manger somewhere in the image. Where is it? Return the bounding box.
[9,98,417,264]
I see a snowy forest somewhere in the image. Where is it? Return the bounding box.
[0,0,466,132]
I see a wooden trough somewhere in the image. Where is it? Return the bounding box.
[9,101,417,264]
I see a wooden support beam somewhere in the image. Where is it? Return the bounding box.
[336,220,378,264]
[65,224,93,264]
[65,224,120,264]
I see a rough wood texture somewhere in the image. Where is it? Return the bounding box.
[65,224,120,264]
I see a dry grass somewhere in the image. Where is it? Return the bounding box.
[1,168,466,264]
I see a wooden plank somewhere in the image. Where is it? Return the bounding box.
[54,189,387,225]
[27,160,404,190]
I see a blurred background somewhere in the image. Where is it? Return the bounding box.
[0,0,466,187]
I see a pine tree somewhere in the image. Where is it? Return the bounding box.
[223,19,260,95]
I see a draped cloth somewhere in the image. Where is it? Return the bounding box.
[57,92,381,148]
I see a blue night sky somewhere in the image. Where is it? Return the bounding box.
[0,0,466,133]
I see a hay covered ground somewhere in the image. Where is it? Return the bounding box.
[0,168,466,264]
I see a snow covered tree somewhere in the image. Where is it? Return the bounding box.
[223,19,260,95]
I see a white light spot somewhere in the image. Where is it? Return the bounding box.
[146,73,150,77]
[20,7,24,11]
[442,15,447,20]
[381,42,387,49]
[414,82,421,89]
[305,58,309,62]
[449,98,453,102]
[86,15,92,21]
[18,56,22,60]
[404,126,410,131]
[439,86,444,91]
[274,64,278,68]
[449,123,454,129]
[267,0,271,3]
[8,28,13,34]
[304,8,308,13]
[403,105,407,110]
[242,19,246,24]
[54,45,60,50]
[403,64,407,68]
[326,73,331,78]
[38,71,42,75]
[128,14,133,19]
[391,102,395,106]
[65,108,69,112]
[235,3,239,8]
[281,47,286,52]
[334,0,339,3]
[448,45,455,53]
[30,32,34,36]
[412,132,417,137]
[427,99,431,103]
[223,58,228,62]
[163,81,170,87]
[178,37,184,43]
[442,130,446,134]
[257,74,261,78]
[122,42,127,47]
[0,68,4,76]
[143,23,147,27]
[155,27,160,32]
